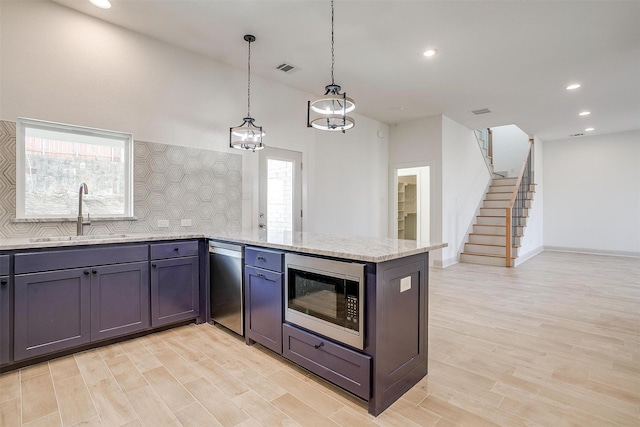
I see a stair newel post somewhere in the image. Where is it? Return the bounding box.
[505,207,512,267]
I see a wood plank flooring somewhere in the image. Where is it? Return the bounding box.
[1,251,638,426]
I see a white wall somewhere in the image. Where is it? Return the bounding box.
[492,124,531,177]
[516,136,544,264]
[543,130,640,256]
[305,114,389,238]
[0,1,389,238]
[389,115,443,262]
[441,116,492,266]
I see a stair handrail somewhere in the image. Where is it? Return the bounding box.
[505,138,534,266]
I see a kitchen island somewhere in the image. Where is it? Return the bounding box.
[0,230,445,416]
[212,230,447,416]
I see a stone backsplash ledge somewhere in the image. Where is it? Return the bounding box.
[0,120,242,239]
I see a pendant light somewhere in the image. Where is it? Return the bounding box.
[307,0,355,132]
[230,34,265,152]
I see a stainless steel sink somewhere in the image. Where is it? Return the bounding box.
[29,234,130,243]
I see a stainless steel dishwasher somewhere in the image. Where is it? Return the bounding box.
[209,241,244,336]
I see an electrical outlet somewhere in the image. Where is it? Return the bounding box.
[157,219,170,228]
[181,218,192,227]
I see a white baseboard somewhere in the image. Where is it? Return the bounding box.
[434,256,459,268]
[544,246,640,258]
[514,246,544,266]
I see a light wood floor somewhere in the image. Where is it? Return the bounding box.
[1,251,638,426]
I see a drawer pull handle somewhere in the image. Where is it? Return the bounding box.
[92,270,98,275]
[257,256,266,261]
[0,278,7,286]
[174,247,179,251]
[152,263,157,268]
[84,270,90,276]
[257,273,266,279]
[314,342,324,349]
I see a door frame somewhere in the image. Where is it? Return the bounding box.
[389,161,433,240]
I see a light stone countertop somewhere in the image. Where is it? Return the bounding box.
[0,229,447,263]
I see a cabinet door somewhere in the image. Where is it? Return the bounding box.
[14,268,91,361]
[1,277,9,366]
[245,265,283,354]
[150,256,199,327]
[91,261,150,341]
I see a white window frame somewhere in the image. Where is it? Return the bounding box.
[16,117,134,219]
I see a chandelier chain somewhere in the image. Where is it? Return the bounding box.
[331,0,335,85]
[247,38,251,117]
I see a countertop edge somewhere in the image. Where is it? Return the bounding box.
[0,232,447,263]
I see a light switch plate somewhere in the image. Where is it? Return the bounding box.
[400,276,411,293]
[157,219,170,228]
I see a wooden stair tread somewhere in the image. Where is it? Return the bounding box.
[462,251,517,258]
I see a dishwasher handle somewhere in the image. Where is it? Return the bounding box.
[210,246,242,259]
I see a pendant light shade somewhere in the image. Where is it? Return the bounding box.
[307,0,355,132]
[231,35,265,152]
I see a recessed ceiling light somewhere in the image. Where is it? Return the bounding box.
[566,84,581,90]
[579,111,591,116]
[423,49,438,57]
[585,127,594,132]
[90,0,111,9]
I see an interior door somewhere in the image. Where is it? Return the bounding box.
[258,147,302,235]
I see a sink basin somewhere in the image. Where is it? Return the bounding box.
[29,234,130,243]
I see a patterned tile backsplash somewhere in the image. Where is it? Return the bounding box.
[0,120,242,238]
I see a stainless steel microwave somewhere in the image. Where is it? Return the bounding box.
[284,253,365,350]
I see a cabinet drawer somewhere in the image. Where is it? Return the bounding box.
[245,247,283,272]
[15,245,148,274]
[0,255,8,276]
[283,323,371,399]
[150,241,198,260]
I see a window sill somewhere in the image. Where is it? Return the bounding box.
[11,217,137,223]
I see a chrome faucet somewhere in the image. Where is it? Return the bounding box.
[77,183,91,236]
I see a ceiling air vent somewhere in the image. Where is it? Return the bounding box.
[570,133,584,137]
[276,63,298,73]
[471,108,492,115]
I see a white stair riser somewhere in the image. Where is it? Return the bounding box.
[483,200,511,208]
[483,199,532,209]
[459,253,508,266]
[464,244,519,257]
[473,224,524,235]
[492,178,518,186]
[489,185,517,193]
[480,208,529,217]
[469,234,521,246]
[477,216,506,226]
[486,192,513,200]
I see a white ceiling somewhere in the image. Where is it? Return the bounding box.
[52,0,640,141]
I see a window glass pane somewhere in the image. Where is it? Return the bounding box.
[17,118,132,218]
[267,158,293,234]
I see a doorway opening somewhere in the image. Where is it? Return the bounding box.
[395,166,430,241]
[258,147,302,237]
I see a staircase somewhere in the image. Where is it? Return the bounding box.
[460,175,535,266]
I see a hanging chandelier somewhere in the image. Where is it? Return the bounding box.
[307,0,355,132]
[230,34,265,152]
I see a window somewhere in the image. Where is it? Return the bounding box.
[16,118,133,219]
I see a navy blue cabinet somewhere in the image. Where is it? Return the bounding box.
[1,255,11,366]
[150,241,199,327]
[91,262,150,341]
[13,245,149,362]
[244,247,284,354]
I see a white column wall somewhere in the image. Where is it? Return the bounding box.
[389,115,444,263]
[0,1,389,238]
[441,116,492,266]
[516,136,544,264]
[543,130,640,256]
